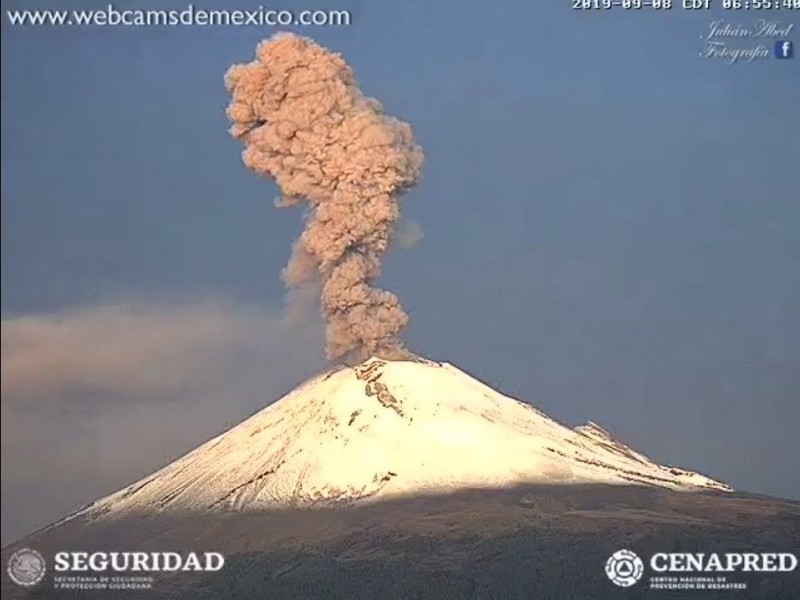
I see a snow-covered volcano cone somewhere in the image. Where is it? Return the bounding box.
[68,357,730,522]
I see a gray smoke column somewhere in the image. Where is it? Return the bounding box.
[225,33,424,363]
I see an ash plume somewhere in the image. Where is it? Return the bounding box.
[225,33,424,363]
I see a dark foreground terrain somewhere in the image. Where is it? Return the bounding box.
[3,484,799,599]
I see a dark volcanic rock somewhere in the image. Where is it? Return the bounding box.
[3,485,798,599]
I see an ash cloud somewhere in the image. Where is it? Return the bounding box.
[225,33,424,363]
[393,219,424,250]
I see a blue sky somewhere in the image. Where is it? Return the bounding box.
[2,1,798,541]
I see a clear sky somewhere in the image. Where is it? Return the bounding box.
[2,0,798,543]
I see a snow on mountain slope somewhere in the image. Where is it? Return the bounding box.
[70,357,731,522]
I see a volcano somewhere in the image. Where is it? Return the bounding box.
[3,357,798,599]
[58,357,730,518]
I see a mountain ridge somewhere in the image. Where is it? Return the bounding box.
[53,356,730,529]
[4,357,799,600]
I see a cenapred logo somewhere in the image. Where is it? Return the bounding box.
[7,548,46,587]
[605,549,798,591]
[605,549,644,587]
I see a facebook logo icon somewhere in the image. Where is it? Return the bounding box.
[774,40,793,59]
